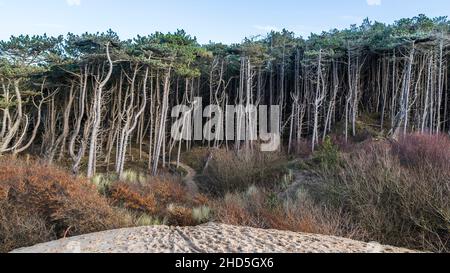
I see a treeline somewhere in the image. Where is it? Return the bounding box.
[0,14,449,177]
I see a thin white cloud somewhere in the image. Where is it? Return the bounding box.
[367,0,381,6]
[66,0,81,6]
[253,25,281,32]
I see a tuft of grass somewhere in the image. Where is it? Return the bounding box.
[120,170,147,185]
[135,214,168,227]
[192,206,211,224]
[91,173,117,195]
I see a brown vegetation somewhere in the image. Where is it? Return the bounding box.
[212,188,361,239]
[309,134,450,252]
[108,176,210,226]
[0,157,129,252]
[1,134,448,253]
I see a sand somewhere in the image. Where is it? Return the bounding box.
[11,223,417,253]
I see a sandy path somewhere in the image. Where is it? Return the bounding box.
[11,223,416,253]
[170,161,199,195]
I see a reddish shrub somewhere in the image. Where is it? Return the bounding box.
[191,193,210,207]
[152,179,187,205]
[109,183,158,215]
[167,205,196,226]
[0,157,128,252]
[108,176,211,226]
[394,133,450,169]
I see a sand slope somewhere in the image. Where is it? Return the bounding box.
[11,223,416,253]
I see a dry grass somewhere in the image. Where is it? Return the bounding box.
[0,157,130,252]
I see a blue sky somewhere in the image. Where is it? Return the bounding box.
[0,0,448,44]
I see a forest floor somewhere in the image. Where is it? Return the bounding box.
[3,134,448,253]
[11,223,417,253]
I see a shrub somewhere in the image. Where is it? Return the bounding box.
[0,201,55,253]
[199,149,288,196]
[213,193,254,227]
[167,204,195,226]
[109,183,158,215]
[310,136,450,252]
[394,133,450,169]
[108,175,210,226]
[151,178,186,205]
[0,157,130,252]
[213,186,360,238]
[313,136,340,169]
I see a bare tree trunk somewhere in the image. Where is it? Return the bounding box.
[152,68,171,175]
[0,80,26,154]
[116,66,148,175]
[70,66,89,174]
[312,50,325,151]
[87,43,114,178]
[15,83,58,155]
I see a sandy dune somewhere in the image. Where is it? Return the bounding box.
[11,223,416,253]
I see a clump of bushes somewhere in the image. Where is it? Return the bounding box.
[309,134,450,252]
[212,186,360,238]
[394,133,450,169]
[0,157,130,253]
[108,176,211,226]
[199,149,288,196]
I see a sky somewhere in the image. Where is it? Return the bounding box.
[0,0,448,44]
